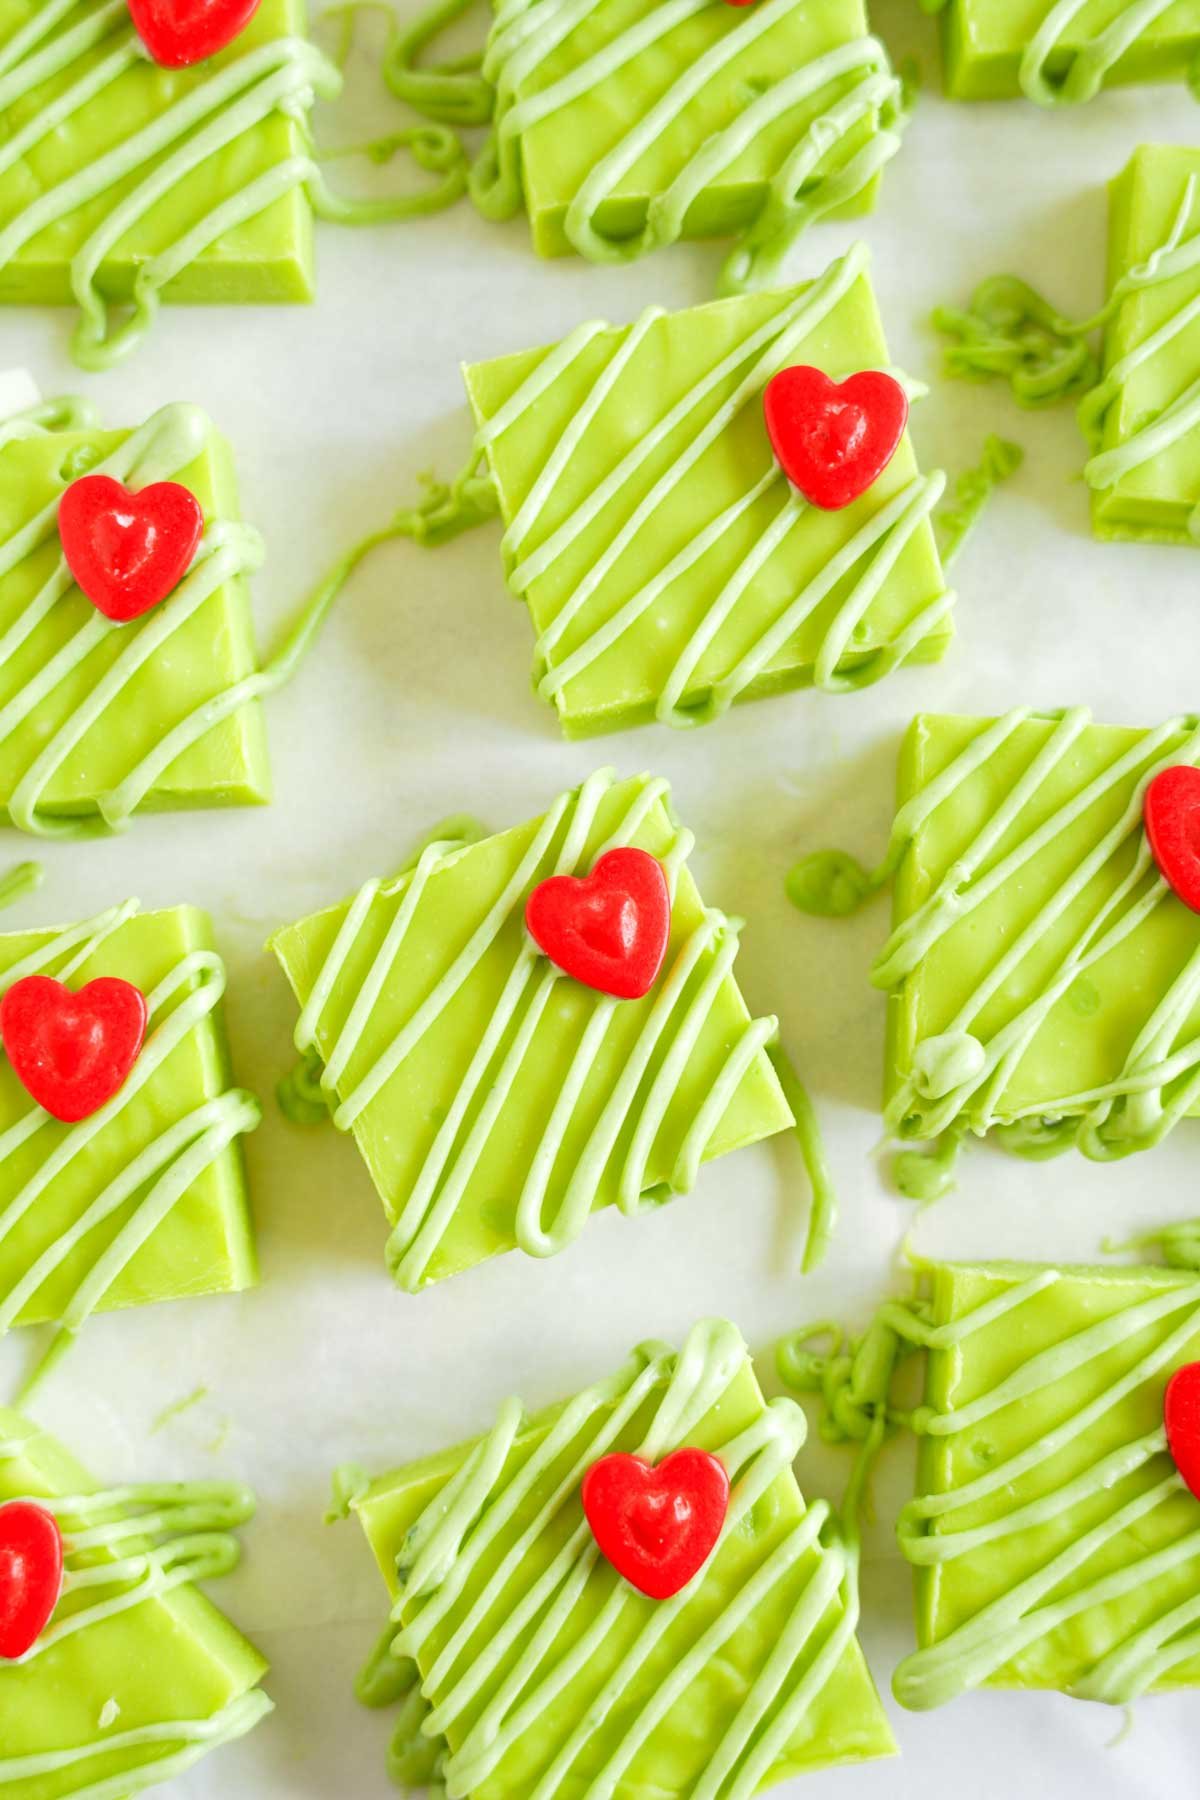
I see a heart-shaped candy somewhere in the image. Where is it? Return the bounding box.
[525,847,670,1000]
[0,1502,63,1661]
[581,1448,730,1599]
[0,976,148,1124]
[1165,1362,1200,1501]
[763,365,908,510]
[1145,765,1200,915]
[128,0,262,66]
[58,473,203,623]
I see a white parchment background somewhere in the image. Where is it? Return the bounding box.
[2,3,1199,1794]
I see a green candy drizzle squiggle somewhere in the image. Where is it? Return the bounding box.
[292,772,786,1288]
[788,706,1200,1173]
[934,434,1024,566]
[355,1623,444,1791]
[1106,1216,1200,1270]
[380,0,907,290]
[0,1468,271,1794]
[935,173,1200,531]
[767,1043,838,1272]
[356,1318,865,1798]
[0,5,466,369]
[0,898,259,1402]
[778,1267,1200,1706]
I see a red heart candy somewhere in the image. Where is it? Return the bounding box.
[525,847,670,1000]
[0,976,148,1124]
[582,1448,730,1599]
[128,0,262,66]
[763,365,908,510]
[1166,1362,1200,1500]
[1145,765,1200,914]
[0,1502,63,1661]
[58,474,203,623]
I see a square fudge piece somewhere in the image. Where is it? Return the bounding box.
[0,0,314,317]
[0,901,259,1336]
[0,397,270,832]
[0,1404,271,1796]
[933,0,1200,102]
[464,241,949,738]
[1086,143,1200,543]
[347,1318,895,1794]
[269,773,793,1290]
[473,0,904,281]
[895,1259,1200,1706]
[881,708,1200,1164]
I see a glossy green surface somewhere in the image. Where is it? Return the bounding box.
[0,420,270,822]
[516,0,883,257]
[269,775,792,1286]
[0,0,313,305]
[0,906,258,1327]
[915,1260,1200,1690]
[354,1351,895,1795]
[465,277,947,737]
[0,1406,268,1800]
[886,710,1200,1122]
[940,0,1200,99]
[1093,143,1200,542]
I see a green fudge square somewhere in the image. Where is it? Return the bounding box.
[883,709,1200,1157]
[0,902,259,1333]
[0,403,271,830]
[463,243,949,738]
[0,1405,271,1798]
[269,773,793,1290]
[349,1318,895,1795]
[502,0,894,261]
[896,1259,1200,1705]
[0,0,314,308]
[936,0,1200,101]
[1088,143,1200,543]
